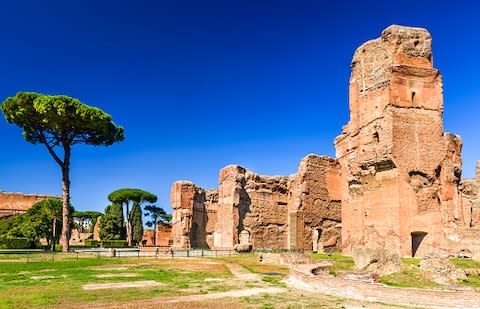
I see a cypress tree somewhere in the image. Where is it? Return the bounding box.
[130,203,143,246]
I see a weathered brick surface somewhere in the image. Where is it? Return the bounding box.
[288,155,342,252]
[0,191,58,218]
[142,223,173,247]
[171,155,342,251]
[170,25,480,259]
[171,181,217,249]
[335,25,480,258]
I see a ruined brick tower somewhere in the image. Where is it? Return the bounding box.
[335,25,467,257]
[170,25,480,259]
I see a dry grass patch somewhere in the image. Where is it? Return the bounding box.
[151,257,228,272]
[95,273,138,278]
[82,280,165,290]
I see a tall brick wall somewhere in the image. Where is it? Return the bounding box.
[171,154,342,251]
[287,154,342,252]
[335,25,480,258]
[142,223,173,247]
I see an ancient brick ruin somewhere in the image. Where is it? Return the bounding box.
[171,155,342,252]
[170,25,480,258]
[335,25,480,259]
[0,191,57,218]
[142,223,173,247]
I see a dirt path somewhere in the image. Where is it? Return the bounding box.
[74,287,286,308]
[72,261,281,308]
[287,271,480,309]
[224,262,261,282]
[82,280,163,290]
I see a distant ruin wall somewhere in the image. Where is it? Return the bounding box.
[242,170,290,249]
[142,223,173,247]
[171,154,342,251]
[0,191,58,218]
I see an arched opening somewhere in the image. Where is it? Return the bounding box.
[411,231,427,257]
[312,228,322,253]
[190,222,198,248]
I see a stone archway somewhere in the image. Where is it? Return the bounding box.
[411,231,428,257]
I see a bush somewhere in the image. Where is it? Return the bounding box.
[0,237,35,249]
[85,239,99,247]
[101,240,127,248]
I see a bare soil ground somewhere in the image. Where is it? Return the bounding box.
[95,273,138,278]
[82,280,165,291]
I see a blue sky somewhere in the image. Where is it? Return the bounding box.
[1,1,479,214]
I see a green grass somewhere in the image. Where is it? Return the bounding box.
[240,290,354,309]
[450,258,480,288]
[0,255,233,308]
[212,255,290,287]
[450,258,480,269]
[401,258,421,267]
[381,258,480,290]
[308,252,354,275]
[213,255,289,275]
[460,275,480,288]
[380,268,440,289]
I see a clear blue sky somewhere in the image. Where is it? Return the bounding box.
[1,1,479,214]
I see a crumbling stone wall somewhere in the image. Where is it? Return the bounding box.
[171,181,217,249]
[335,25,480,258]
[171,181,202,248]
[288,154,342,252]
[242,171,290,249]
[204,189,218,248]
[171,154,342,251]
[212,165,291,250]
[170,25,480,259]
[142,223,173,247]
[461,172,480,229]
[0,191,57,218]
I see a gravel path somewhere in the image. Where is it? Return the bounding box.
[74,286,286,308]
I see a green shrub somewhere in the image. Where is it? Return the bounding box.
[85,239,99,247]
[0,237,35,249]
[101,240,127,248]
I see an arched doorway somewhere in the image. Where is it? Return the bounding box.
[411,231,427,257]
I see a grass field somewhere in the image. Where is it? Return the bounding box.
[1,252,479,308]
[0,253,385,309]
[0,255,234,308]
[308,252,355,275]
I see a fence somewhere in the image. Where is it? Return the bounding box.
[0,247,303,262]
[0,248,240,262]
[0,249,58,262]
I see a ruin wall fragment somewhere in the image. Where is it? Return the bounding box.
[170,154,342,252]
[335,25,480,258]
[0,191,58,218]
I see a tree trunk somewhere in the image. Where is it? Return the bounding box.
[126,203,132,247]
[60,146,71,252]
[153,222,157,246]
[52,217,57,251]
[127,221,133,247]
